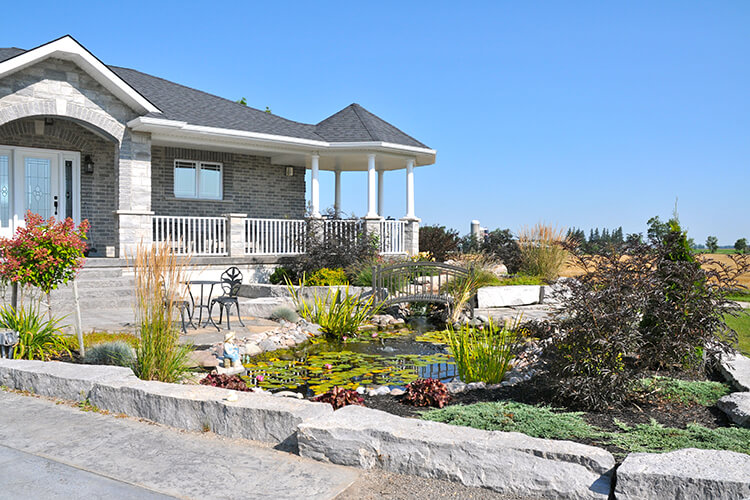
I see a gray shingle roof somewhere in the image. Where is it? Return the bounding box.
[0,47,429,149]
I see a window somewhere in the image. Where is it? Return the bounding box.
[173,160,223,200]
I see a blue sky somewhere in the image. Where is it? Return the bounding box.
[3,1,748,244]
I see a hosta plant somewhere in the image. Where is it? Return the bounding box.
[313,386,364,410]
[199,373,252,392]
[402,378,451,408]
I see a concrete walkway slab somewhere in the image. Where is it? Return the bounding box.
[0,391,357,500]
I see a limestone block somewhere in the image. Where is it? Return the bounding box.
[716,392,750,427]
[615,448,750,500]
[477,285,542,308]
[89,378,332,446]
[298,405,613,499]
[719,352,750,391]
[0,359,135,401]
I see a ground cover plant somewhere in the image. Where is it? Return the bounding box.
[83,341,135,367]
[635,376,732,406]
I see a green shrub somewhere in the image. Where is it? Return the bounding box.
[270,306,299,322]
[422,401,603,441]
[269,266,296,285]
[306,267,348,286]
[0,305,69,360]
[289,283,378,339]
[345,256,383,286]
[446,319,521,384]
[83,341,135,367]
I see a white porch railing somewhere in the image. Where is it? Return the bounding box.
[379,220,406,254]
[153,216,227,255]
[322,219,364,246]
[245,218,307,255]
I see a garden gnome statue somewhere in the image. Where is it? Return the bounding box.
[223,331,241,368]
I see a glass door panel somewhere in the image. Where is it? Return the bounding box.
[0,155,10,229]
[24,157,53,219]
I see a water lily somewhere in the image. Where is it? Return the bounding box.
[342,336,348,341]
[256,375,265,382]
[371,332,378,338]
[324,363,333,370]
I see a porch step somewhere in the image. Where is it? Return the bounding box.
[76,268,125,280]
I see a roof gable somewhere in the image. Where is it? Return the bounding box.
[0,35,160,115]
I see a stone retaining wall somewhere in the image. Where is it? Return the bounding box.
[1,358,748,499]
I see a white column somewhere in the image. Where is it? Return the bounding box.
[377,170,384,217]
[405,158,416,219]
[311,153,321,218]
[366,153,378,218]
[334,169,341,217]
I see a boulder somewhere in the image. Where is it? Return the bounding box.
[615,448,750,500]
[0,358,135,401]
[718,352,750,391]
[242,297,296,319]
[477,285,542,308]
[298,405,613,499]
[89,378,331,447]
[187,350,219,369]
[716,392,750,427]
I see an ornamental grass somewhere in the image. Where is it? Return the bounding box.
[130,241,192,383]
[446,317,522,384]
[517,223,570,282]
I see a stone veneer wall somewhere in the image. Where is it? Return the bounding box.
[151,146,306,219]
[0,118,118,254]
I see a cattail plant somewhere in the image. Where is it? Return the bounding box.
[517,223,570,282]
[130,241,192,382]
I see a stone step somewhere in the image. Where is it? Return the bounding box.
[76,268,124,279]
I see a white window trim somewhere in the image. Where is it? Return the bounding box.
[173,159,223,200]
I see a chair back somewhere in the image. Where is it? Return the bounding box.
[221,266,243,297]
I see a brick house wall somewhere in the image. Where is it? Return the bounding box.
[151,146,306,219]
[0,118,118,254]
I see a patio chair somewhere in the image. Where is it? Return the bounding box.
[162,283,195,334]
[210,266,246,330]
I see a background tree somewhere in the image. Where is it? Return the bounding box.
[736,238,748,254]
[419,225,460,262]
[706,235,719,253]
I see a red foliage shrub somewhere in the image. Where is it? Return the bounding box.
[200,373,252,391]
[313,386,364,410]
[402,378,451,408]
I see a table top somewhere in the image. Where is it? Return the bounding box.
[184,280,221,285]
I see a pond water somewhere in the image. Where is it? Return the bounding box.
[242,319,458,395]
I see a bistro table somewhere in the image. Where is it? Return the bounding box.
[184,279,221,331]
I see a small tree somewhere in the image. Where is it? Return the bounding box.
[706,236,719,253]
[419,225,460,262]
[0,212,89,309]
[735,238,748,254]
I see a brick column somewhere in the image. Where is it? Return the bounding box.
[115,130,153,257]
[223,213,247,257]
[401,217,420,256]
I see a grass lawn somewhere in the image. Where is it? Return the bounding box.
[726,310,750,355]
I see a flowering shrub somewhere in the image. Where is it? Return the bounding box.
[0,212,89,294]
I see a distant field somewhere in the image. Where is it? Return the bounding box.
[695,248,742,255]
[559,253,750,290]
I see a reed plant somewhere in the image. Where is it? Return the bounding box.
[517,223,570,282]
[288,279,379,339]
[446,317,522,384]
[130,241,192,382]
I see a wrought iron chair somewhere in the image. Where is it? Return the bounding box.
[210,266,246,330]
[162,283,195,334]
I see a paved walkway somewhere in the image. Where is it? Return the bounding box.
[0,391,357,500]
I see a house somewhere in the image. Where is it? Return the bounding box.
[0,35,435,266]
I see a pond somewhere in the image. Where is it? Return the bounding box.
[241,319,458,396]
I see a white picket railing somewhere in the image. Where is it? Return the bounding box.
[244,218,307,255]
[379,220,406,254]
[323,219,364,246]
[152,216,227,255]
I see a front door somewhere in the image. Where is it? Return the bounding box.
[0,146,79,239]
